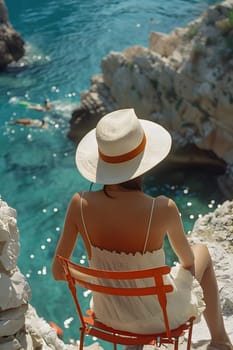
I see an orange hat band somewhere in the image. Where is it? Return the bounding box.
[98,134,146,164]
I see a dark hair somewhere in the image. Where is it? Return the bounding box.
[103,176,143,197]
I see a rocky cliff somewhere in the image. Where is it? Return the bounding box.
[188,200,233,346]
[0,0,25,69]
[69,0,233,198]
[0,199,103,350]
[0,197,232,349]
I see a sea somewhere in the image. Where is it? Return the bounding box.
[0,0,223,346]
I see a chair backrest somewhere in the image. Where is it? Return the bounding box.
[56,254,174,338]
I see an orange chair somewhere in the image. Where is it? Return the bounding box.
[56,255,195,350]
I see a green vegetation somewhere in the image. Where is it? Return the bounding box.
[228,9,233,27]
[217,10,233,33]
[185,23,200,40]
[225,36,233,51]
[124,60,135,72]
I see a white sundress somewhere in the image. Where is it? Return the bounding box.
[80,194,205,334]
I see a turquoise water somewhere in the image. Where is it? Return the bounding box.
[0,0,223,346]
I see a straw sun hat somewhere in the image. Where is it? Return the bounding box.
[75,108,172,185]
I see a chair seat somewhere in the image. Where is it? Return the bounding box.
[83,309,195,346]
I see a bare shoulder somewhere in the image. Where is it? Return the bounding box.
[156,195,177,208]
[155,195,179,218]
[65,192,84,225]
[155,195,171,207]
[70,191,96,209]
[69,192,82,211]
[71,192,81,202]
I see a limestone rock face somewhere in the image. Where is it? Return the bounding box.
[69,0,233,197]
[0,0,8,23]
[0,0,25,69]
[0,200,31,348]
[189,200,233,344]
[0,199,103,350]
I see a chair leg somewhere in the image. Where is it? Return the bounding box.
[186,325,194,350]
[79,328,85,350]
[174,338,179,350]
[113,343,117,350]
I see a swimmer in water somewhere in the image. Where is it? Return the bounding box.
[27,99,52,112]
[9,118,47,128]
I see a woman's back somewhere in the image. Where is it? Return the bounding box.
[79,189,168,256]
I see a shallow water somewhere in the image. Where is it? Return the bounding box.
[1,0,223,346]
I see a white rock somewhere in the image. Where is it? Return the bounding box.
[25,304,104,350]
[0,222,9,241]
[1,238,20,271]
[0,269,31,310]
[0,304,28,336]
[0,338,22,350]
[0,200,17,219]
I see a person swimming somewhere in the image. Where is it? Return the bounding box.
[27,99,52,112]
[9,118,47,128]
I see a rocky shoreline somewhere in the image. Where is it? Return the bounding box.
[68,0,233,198]
[0,197,232,349]
[188,200,233,347]
[0,199,98,350]
[0,0,25,69]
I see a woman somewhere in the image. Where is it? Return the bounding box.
[52,109,232,350]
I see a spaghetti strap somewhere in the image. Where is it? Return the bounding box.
[80,192,92,247]
[142,198,155,254]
